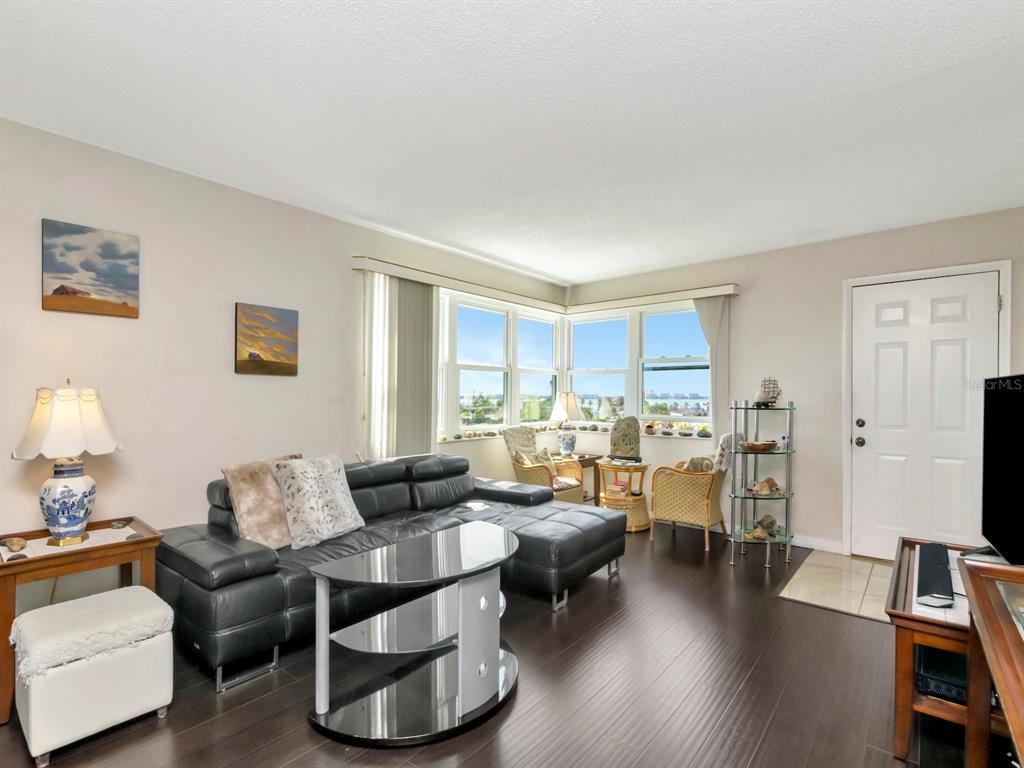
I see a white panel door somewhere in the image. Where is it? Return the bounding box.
[851,272,999,559]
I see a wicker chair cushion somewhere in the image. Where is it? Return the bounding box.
[552,476,582,492]
[516,448,557,477]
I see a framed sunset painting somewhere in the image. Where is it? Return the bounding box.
[235,303,298,375]
[42,218,140,318]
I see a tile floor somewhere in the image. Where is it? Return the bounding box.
[780,549,894,622]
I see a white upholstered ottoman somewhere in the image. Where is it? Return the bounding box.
[9,586,173,767]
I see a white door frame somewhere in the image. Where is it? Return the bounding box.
[840,260,1012,557]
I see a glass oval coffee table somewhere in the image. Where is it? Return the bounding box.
[308,520,520,747]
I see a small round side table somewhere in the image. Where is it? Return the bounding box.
[597,460,650,533]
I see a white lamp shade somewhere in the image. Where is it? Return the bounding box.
[550,391,583,423]
[12,386,122,460]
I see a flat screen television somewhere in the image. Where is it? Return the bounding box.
[982,374,1024,565]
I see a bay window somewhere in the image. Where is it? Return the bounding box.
[437,290,712,438]
[641,310,711,423]
[567,317,627,422]
[454,304,507,427]
[517,316,557,422]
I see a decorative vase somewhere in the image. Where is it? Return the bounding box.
[39,458,96,546]
[557,426,576,457]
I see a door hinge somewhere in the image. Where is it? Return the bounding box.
[998,294,1004,312]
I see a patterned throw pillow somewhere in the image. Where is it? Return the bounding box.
[516,447,557,478]
[270,455,365,549]
[222,454,301,549]
[684,456,714,473]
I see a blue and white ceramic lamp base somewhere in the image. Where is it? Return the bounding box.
[39,458,96,546]
[557,427,576,456]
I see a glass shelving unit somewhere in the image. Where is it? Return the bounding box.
[729,400,794,568]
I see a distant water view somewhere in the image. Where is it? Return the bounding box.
[460,392,710,426]
[641,395,710,419]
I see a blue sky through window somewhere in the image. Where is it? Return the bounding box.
[457,305,505,365]
[644,311,707,358]
[572,319,626,369]
[517,317,553,369]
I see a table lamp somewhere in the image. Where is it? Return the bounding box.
[550,391,583,456]
[11,381,122,546]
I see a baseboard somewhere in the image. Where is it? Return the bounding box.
[790,534,843,554]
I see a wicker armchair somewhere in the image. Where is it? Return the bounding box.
[649,457,727,551]
[502,426,586,503]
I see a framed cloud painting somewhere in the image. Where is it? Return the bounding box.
[42,219,140,318]
[235,303,299,376]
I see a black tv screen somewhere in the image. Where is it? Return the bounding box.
[982,374,1024,565]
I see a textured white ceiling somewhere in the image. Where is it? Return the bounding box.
[2,1,1021,285]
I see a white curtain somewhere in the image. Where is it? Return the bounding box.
[694,295,731,442]
[365,273,435,459]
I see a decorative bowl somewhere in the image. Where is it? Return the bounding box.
[739,440,778,453]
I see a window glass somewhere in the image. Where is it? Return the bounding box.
[572,319,627,369]
[642,364,711,420]
[456,305,505,366]
[572,374,626,422]
[643,311,708,358]
[520,373,556,422]
[517,317,554,369]
[459,370,506,426]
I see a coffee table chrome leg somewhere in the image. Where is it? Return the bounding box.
[457,567,500,716]
[315,575,330,715]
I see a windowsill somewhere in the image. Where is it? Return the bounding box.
[437,434,503,443]
[435,432,716,444]
[640,433,715,441]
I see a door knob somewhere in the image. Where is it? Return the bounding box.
[855,437,866,447]
[855,418,866,428]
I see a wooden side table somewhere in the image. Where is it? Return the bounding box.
[569,453,604,506]
[597,461,650,532]
[0,516,161,726]
[885,537,1009,760]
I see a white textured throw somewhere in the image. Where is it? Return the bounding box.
[272,455,365,549]
[9,586,173,682]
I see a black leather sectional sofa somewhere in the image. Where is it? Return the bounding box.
[155,454,626,687]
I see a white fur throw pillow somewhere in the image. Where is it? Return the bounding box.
[270,455,364,549]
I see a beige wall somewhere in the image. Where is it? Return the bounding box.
[573,208,1024,549]
[0,120,563,607]
[2,117,1020,568]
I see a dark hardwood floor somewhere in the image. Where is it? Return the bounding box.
[0,529,981,768]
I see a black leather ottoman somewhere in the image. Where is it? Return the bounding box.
[448,499,627,609]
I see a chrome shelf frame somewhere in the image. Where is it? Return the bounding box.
[728,400,794,569]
